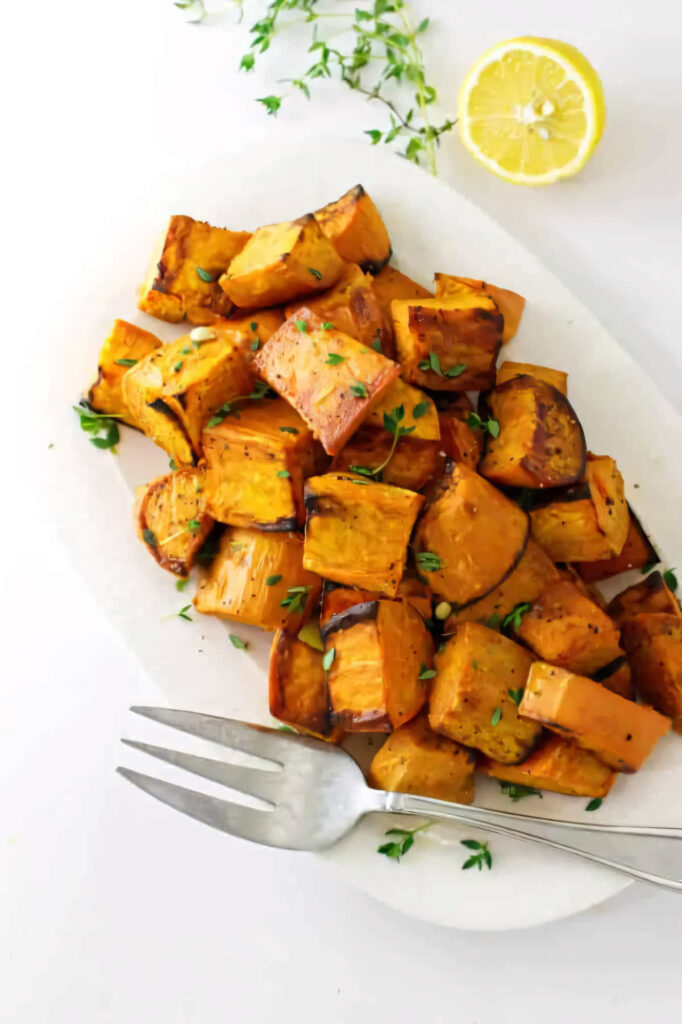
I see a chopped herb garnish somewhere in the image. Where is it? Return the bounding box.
[181,345,192,355]
[416,550,442,572]
[321,321,335,330]
[487,613,502,630]
[418,350,442,375]
[277,470,291,479]
[351,479,371,485]
[663,568,678,593]
[585,797,603,812]
[412,400,429,419]
[325,353,346,365]
[445,363,467,378]
[142,528,157,548]
[207,382,270,427]
[256,94,282,116]
[347,405,415,479]
[114,357,137,367]
[187,518,202,536]
[277,724,296,733]
[467,412,500,438]
[279,426,298,434]
[641,560,659,575]
[73,401,121,451]
[169,458,178,470]
[322,648,336,671]
[178,605,193,622]
[308,267,323,281]
[175,578,189,592]
[490,706,502,727]
[229,633,248,650]
[370,336,383,352]
[173,360,183,372]
[507,687,524,707]
[377,822,433,861]
[250,338,260,351]
[265,575,283,586]
[502,602,532,632]
[249,321,258,332]
[350,382,369,398]
[418,663,436,681]
[281,585,312,615]
[195,537,219,565]
[500,782,542,803]
[294,319,307,333]
[348,464,375,477]
[195,266,215,283]
[461,839,493,871]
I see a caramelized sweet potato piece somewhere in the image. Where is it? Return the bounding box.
[122,326,253,462]
[138,215,250,324]
[429,623,542,763]
[438,409,483,467]
[220,215,344,308]
[517,579,624,676]
[434,273,525,344]
[530,455,629,561]
[608,571,681,627]
[369,714,475,803]
[496,361,568,394]
[194,528,321,630]
[479,376,585,489]
[303,473,423,596]
[201,398,316,530]
[480,735,615,798]
[330,427,440,491]
[392,290,502,392]
[321,578,431,626]
[269,630,333,736]
[324,599,431,731]
[520,662,670,771]
[577,509,658,583]
[88,319,162,426]
[284,263,391,355]
[313,185,391,274]
[592,656,634,700]
[622,614,682,732]
[365,378,440,441]
[135,466,213,577]
[413,462,529,606]
[253,309,401,455]
[224,308,285,357]
[371,265,433,325]
[444,539,559,630]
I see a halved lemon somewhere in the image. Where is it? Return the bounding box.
[458,37,606,186]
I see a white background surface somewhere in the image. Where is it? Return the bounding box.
[3,0,682,1020]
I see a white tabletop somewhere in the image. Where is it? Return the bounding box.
[4,0,682,1020]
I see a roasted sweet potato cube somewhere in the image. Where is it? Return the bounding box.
[438,409,483,467]
[371,265,433,325]
[219,215,344,309]
[88,319,162,426]
[331,427,440,491]
[434,273,525,344]
[321,578,431,626]
[592,656,634,700]
[223,309,285,360]
[392,291,502,392]
[284,263,392,355]
[303,473,423,596]
[413,462,529,606]
[365,378,440,441]
[324,599,431,731]
[429,623,542,763]
[496,361,568,394]
[122,327,253,462]
[622,614,682,732]
[138,215,250,324]
[517,579,624,676]
[202,398,316,530]
[194,528,321,630]
[313,185,391,274]
[479,376,585,489]
[254,309,400,455]
[368,713,475,803]
[268,630,332,737]
[480,735,615,798]
[135,466,213,577]
[608,571,681,627]
[577,509,658,583]
[444,539,560,630]
[530,455,629,561]
[520,662,670,772]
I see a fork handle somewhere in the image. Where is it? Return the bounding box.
[383,792,682,892]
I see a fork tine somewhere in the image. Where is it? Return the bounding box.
[121,739,279,806]
[116,767,278,846]
[130,707,286,764]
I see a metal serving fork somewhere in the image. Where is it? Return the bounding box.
[118,707,682,892]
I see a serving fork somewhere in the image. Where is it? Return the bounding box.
[118,707,682,892]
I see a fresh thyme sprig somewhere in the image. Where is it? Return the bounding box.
[348,403,415,479]
[238,1,456,174]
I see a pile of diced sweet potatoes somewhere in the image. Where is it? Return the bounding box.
[86,184,682,806]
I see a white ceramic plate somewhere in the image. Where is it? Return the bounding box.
[46,138,682,931]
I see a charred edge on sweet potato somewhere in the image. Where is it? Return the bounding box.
[147,399,198,465]
[320,601,380,641]
[592,655,629,684]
